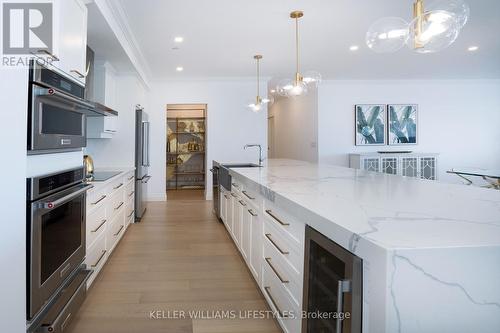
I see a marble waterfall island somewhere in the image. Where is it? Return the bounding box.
[227,159,500,333]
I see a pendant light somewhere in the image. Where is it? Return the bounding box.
[366,0,469,54]
[276,11,321,98]
[247,55,271,113]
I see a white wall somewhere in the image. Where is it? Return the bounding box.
[318,80,500,182]
[0,69,28,332]
[85,74,147,168]
[268,87,318,162]
[147,79,268,201]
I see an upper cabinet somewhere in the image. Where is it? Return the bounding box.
[57,0,88,84]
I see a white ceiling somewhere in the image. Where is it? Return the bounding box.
[115,0,500,80]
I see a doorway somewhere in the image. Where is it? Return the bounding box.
[166,104,207,200]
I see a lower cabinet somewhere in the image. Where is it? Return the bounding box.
[85,170,135,288]
[220,179,304,333]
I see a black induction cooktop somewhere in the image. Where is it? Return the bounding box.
[87,171,121,182]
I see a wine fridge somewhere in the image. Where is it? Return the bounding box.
[302,226,362,333]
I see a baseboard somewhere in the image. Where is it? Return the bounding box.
[147,193,167,201]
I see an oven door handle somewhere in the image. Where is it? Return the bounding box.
[40,184,93,209]
[34,86,95,112]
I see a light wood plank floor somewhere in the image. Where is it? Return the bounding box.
[67,199,281,333]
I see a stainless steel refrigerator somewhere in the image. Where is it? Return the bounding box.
[135,107,151,221]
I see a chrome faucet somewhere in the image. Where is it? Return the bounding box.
[244,144,264,166]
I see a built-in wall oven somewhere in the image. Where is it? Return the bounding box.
[28,61,95,153]
[26,167,92,327]
[302,226,363,333]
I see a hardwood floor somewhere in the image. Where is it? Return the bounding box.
[67,199,281,333]
[167,189,206,201]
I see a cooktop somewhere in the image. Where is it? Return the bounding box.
[87,171,121,182]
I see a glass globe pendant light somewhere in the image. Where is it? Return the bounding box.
[247,55,271,113]
[366,0,468,54]
[276,11,320,98]
[427,0,470,28]
[366,17,409,53]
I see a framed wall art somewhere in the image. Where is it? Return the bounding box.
[388,104,418,145]
[355,104,386,146]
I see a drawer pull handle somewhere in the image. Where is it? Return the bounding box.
[128,175,134,181]
[114,202,124,210]
[242,190,255,200]
[91,219,106,233]
[265,234,289,255]
[265,210,289,226]
[224,194,229,199]
[60,312,72,332]
[264,286,289,318]
[128,191,135,197]
[127,210,135,218]
[231,182,239,188]
[265,258,289,283]
[91,195,106,205]
[114,183,124,190]
[70,69,86,78]
[114,225,124,236]
[238,200,246,206]
[91,250,107,268]
[230,193,238,198]
[248,209,257,217]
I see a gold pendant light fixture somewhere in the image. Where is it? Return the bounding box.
[366,0,469,54]
[276,11,321,98]
[247,55,271,113]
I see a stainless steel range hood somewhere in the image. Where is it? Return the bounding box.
[85,46,118,117]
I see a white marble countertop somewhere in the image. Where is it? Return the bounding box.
[227,159,500,332]
[229,159,500,250]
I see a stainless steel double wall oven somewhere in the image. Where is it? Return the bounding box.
[27,168,93,332]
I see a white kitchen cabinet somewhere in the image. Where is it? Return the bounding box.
[240,202,251,261]
[221,175,304,333]
[87,116,118,139]
[248,206,262,281]
[85,170,135,288]
[56,0,88,84]
[350,152,439,180]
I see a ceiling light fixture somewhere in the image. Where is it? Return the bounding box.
[276,11,320,98]
[366,0,469,54]
[467,46,478,51]
[176,66,184,72]
[174,37,184,43]
[247,55,271,113]
[350,45,360,51]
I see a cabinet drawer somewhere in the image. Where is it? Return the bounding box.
[124,171,135,184]
[263,219,304,275]
[262,201,305,248]
[263,237,302,306]
[108,188,125,220]
[262,263,302,333]
[125,200,135,223]
[107,209,125,253]
[125,180,135,199]
[109,177,126,195]
[86,187,108,214]
[86,203,107,249]
[85,232,107,288]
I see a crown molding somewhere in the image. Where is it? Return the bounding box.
[93,0,151,90]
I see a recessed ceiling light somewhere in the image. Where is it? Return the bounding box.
[270,89,276,94]
[467,46,479,52]
[176,66,184,72]
[174,37,184,43]
[350,45,359,51]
